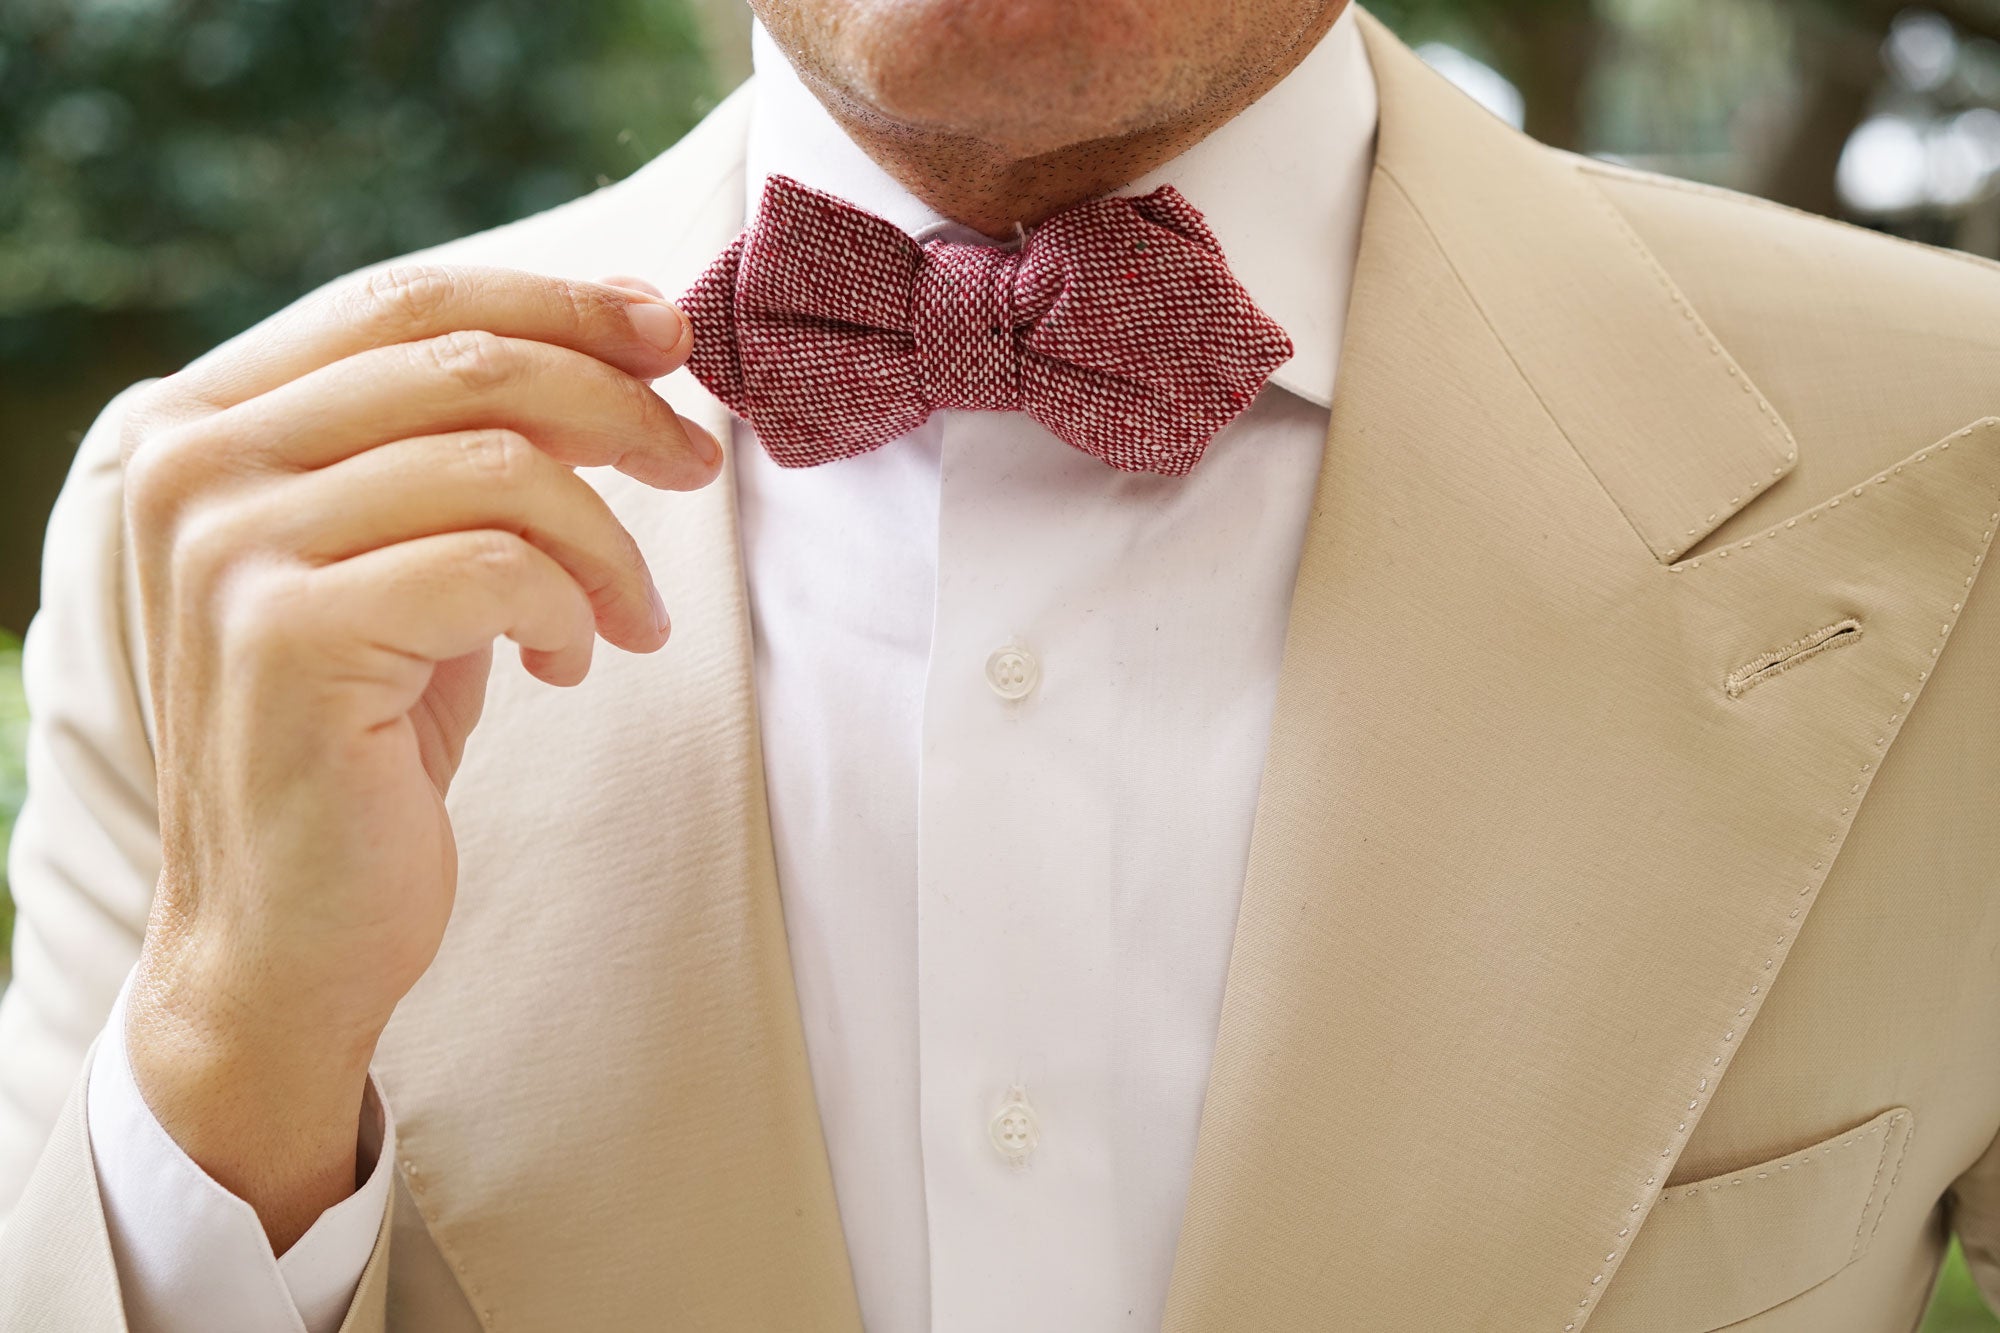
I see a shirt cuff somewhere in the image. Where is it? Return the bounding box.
[85,972,396,1333]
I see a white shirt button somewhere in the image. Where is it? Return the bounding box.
[985,644,1039,700]
[990,1084,1039,1165]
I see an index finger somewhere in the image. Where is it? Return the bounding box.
[166,264,691,412]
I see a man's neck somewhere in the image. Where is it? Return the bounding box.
[787,5,1349,239]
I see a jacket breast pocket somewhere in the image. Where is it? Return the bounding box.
[1588,1106,1914,1333]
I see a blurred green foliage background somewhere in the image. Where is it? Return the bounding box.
[0,0,1994,1322]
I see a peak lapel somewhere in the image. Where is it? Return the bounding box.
[1354,10,1799,566]
[1164,13,2000,1330]
[368,93,863,1330]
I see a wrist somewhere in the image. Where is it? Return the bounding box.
[125,940,384,1252]
[130,907,391,1074]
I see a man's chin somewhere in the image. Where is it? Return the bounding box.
[757,0,1188,153]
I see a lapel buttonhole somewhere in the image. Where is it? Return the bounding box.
[1725,617,1864,699]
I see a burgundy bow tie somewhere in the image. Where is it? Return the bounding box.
[677,174,1293,478]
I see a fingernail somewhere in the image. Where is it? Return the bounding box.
[646,577,670,635]
[627,300,689,356]
[688,419,723,466]
[599,274,665,299]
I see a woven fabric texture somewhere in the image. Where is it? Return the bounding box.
[679,173,1294,477]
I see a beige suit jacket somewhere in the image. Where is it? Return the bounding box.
[4,12,2000,1331]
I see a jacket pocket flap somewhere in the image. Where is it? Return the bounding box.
[1590,1106,1914,1333]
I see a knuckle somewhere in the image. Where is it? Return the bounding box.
[569,524,636,610]
[605,522,652,598]
[556,279,624,339]
[217,563,314,672]
[354,263,461,337]
[167,500,253,594]
[117,409,151,467]
[454,428,536,487]
[122,421,209,536]
[613,366,673,435]
[117,382,174,464]
[422,328,516,393]
[467,529,531,579]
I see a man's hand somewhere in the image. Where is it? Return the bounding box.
[115,264,720,1251]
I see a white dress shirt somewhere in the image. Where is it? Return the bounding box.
[81,10,1378,1330]
[88,976,395,1333]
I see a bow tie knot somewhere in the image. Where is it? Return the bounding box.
[912,243,1024,413]
[681,174,1293,477]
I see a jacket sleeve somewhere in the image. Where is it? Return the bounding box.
[0,1045,393,1333]
[0,381,160,1219]
[0,384,394,1330]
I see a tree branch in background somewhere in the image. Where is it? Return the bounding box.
[1757,1,1894,217]
[1925,0,2000,47]
[1486,0,1607,151]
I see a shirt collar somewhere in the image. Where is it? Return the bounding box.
[742,6,1379,410]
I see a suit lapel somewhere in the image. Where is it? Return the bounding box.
[370,93,863,1331]
[1164,13,2000,1330]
